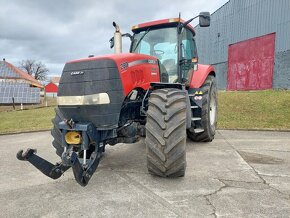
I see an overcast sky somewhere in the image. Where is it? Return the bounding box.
[0,0,227,77]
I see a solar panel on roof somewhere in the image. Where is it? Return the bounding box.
[0,62,22,78]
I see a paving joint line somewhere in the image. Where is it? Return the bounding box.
[218,131,290,200]
[116,172,183,217]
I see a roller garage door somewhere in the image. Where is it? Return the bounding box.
[227,33,275,90]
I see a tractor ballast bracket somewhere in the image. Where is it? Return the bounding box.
[17,147,102,186]
[16,144,102,186]
[70,150,102,186]
[17,121,104,186]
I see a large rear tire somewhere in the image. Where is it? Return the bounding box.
[187,75,218,142]
[51,108,64,157]
[145,88,187,177]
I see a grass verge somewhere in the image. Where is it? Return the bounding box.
[0,107,55,134]
[0,90,289,134]
[218,90,290,130]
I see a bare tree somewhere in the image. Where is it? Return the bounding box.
[19,59,49,81]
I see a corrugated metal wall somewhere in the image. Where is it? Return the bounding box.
[196,0,290,63]
[195,0,290,89]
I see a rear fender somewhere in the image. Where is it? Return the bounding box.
[189,64,215,88]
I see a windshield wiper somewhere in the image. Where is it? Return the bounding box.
[133,28,151,52]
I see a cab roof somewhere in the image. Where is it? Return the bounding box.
[132,18,195,36]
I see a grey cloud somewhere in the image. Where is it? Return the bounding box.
[0,0,227,75]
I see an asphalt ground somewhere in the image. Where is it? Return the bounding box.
[0,130,290,218]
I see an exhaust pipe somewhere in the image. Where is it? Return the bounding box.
[113,22,122,54]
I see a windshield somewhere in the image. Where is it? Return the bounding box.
[131,27,178,83]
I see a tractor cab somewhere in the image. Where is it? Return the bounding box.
[131,20,197,83]
[109,13,210,84]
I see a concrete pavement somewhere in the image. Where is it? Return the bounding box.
[0,130,290,217]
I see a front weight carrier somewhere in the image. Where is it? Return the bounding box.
[17,122,104,186]
[17,146,103,186]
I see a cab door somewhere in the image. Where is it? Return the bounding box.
[180,28,198,83]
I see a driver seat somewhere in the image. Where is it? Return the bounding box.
[162,59,176,76]
[162,59,177,83]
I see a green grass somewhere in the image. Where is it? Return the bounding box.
[0,90,289,134]
[218,90,290,130]
[0,107,55,134]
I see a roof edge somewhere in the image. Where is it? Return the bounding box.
[1,61,44,88]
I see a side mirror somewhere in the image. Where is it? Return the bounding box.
[199,12,210,27]
[109,34,132,49]
[109,37,114,48]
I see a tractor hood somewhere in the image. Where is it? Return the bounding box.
[57,53,159,129]
[65,53,158,75]
[61,53,159,95]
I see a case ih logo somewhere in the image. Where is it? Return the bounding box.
[120,62,129,70]
[71,71,84,76]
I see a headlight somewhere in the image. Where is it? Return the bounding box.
[57,93,110,105]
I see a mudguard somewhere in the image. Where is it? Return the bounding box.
[189,64,215,88]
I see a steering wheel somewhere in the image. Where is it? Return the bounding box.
[153,50,164,55]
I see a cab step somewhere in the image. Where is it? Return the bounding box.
[191,117,201,121]
[194,128,204,133]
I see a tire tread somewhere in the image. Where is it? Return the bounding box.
[145,88,187,177]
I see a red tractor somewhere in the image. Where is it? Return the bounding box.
[17,12,217,186]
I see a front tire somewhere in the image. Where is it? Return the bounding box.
[145,88,187,177]
[187,75,218,142]
[51,108,64,157]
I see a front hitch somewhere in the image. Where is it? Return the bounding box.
[17,122,104,186]
[17,149,70,180]
[17,146,103,186]
[70,150,102,186]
